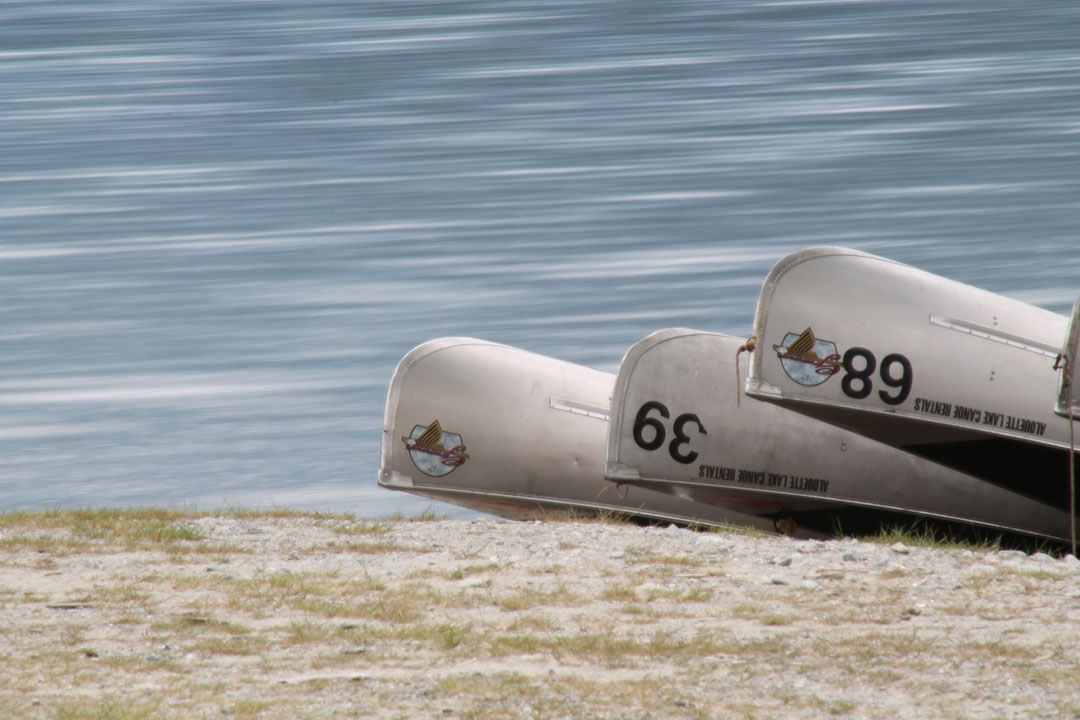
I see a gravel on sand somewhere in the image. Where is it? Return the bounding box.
[1,513,1079,719]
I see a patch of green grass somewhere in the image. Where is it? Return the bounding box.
[226,571,335,612]
[446,563,499,580]
[506,614,557,633]
[488,627,732,667]
[340,540,428,554]
[67,508,199,542]
[162,613,252,636]
[861,523,1001,553]
[384,508,447,523]
[332,520,395,536]
[675,586,716,602]
[493,585,580,611]
[221,506,331,519]
[0,533,90,555]
[395,622,472,651]
[530,564,566,575]
[639,585,716,603]
[956,639,1044,662]
[811,630,935,669]
[601,583,639,602]
[53,695,160,720]
[294,584,433,624]
[616,604,651,618]
[434,672,714,720]
[999,566,1066,582]
[807,695,858,716]
[225,699,277,718]
[87,583,152,607]
[285,621,336,646]
[0,508,224,556]
[0,507,429,558]
[624,549,704,566]
[531,509,636,526]
[489,633,546,655]
[191,634,269,657]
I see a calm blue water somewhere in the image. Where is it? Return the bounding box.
[1,1,1078,516]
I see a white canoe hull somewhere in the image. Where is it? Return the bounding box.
[746,247,1078,521]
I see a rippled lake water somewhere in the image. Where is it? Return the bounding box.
[1,1,1077,516]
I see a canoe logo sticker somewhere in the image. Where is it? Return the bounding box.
[402,420,469,477]
[773,327,842,387]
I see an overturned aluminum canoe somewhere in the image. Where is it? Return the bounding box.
[745,247,1078,521]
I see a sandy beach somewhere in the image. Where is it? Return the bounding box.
[1,510,1078,719]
